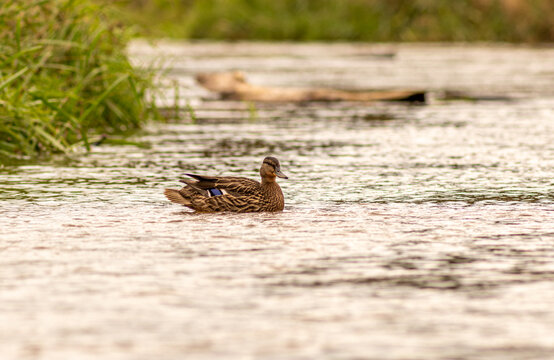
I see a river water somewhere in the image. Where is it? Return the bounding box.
[1,42,554,359]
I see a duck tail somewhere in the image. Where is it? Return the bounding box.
[164,188,191,206]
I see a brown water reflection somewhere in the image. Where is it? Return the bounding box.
[1,42,554,359]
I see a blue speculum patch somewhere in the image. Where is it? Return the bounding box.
[208,188,223,196]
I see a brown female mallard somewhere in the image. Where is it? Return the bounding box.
[164,156,288,212]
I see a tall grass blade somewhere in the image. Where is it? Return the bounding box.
[0,67,28,91]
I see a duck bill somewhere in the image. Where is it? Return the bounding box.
[275,170,288,179]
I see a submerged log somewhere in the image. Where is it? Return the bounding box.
[196,71,425,103]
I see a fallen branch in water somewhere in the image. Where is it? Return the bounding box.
[196,71,425,103]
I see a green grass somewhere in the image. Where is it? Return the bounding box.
[0,0,157,163]
[114,0,554,42]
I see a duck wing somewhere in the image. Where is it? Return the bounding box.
[182,174,261,197]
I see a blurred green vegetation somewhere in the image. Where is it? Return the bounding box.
[113,0,553,42]
[0,0,157,162]
[1,0,551,162]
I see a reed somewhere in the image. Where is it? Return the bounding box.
[0,0,156,162]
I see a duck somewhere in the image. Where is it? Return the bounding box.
[164,156,288,212]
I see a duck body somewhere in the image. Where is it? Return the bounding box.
[164,157,287,213]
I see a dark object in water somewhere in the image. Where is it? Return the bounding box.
[441,90,513,102]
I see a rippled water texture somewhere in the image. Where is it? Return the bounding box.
[1,43,554,359]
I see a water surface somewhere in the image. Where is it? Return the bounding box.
[1,42,554,359]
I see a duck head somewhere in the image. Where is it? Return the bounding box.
[260,156,288,181]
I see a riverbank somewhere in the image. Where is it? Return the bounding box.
[0,0,156,163]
